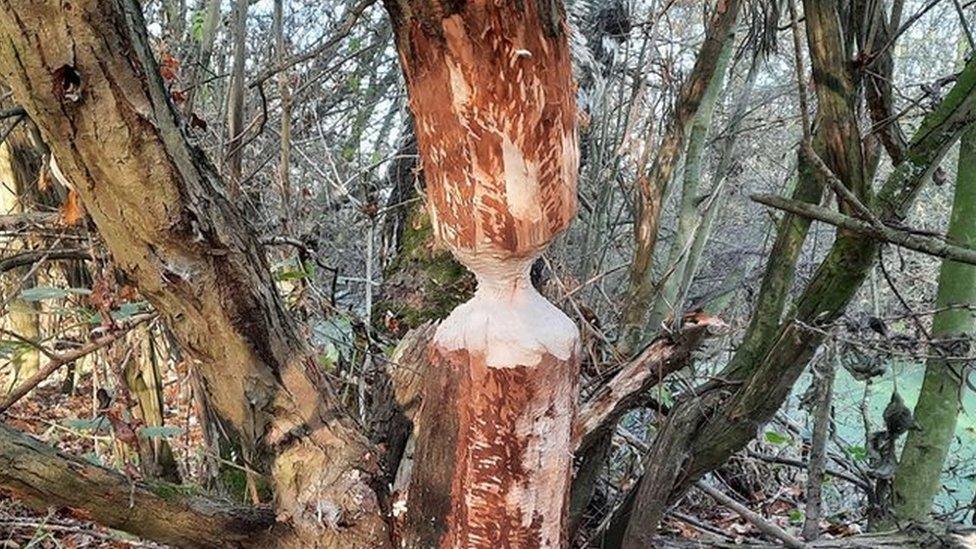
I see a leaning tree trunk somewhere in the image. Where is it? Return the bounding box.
[618,0,743,354]
[0,1,388,545]
[890,123,976,524]
[384,1,581,547]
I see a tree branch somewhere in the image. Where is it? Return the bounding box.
[574,313,726,453]
[693,480,807,548]
[752,193,976,265]
[0,423,280,547]
[0,314,156,413]
[0,248,90,273]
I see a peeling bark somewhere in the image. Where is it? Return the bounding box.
[0,1,388,545]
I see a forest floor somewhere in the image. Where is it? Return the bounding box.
[0,370,939,547]
[0,363,198,548]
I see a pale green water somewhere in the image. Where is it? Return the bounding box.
[828,363,976,517]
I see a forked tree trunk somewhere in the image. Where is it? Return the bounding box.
[384,1,581,546]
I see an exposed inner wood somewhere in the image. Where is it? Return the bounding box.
[406,342,578,549]
[386,2,581,546]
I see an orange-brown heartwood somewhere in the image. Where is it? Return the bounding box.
[385,1,581,546]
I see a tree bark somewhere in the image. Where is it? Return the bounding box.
[0,423,280,548]
[617,1,976,543]
[181,0,221,118]
[647,28,736,331]
[384,2,581,546]
[0,134,41,394]
[573,312,726,455]
[890,124,976,524]
[273,0,293,213]
[374,123,473,335]
[618,0,743,354]
[124,326,182,483]
[802,354,836,540]
[0,1,389,545]
[225,0,248,196]
[751,193,976,265]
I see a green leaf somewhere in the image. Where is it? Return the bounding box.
[64,417,110,433]
[112,301,148,321]
[190,10,206,42]
[139,425,185,439]
[0,339,28,359]
[788,509,804,523]
[764,430,791,445]
[318,342,340,372]
[87,301,150,324]
[19,286,91,302]
[275,269,310,281]
[847,445,867,461]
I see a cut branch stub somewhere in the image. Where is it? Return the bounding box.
[387,1,581,547]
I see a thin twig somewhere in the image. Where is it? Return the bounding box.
[745,451,870,491]
[0,314,156,413]
[694,479,808,548]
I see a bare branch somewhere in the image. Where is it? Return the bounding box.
[752,193,976,265]
[0,314,157,413]
[694,480,807,548]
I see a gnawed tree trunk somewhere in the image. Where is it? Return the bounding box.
[0,1,388,545]
[384,1,581,546]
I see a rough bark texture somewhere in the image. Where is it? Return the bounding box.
[384,1,581,546]
[0,1,388,545]
[0,424,279,548]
